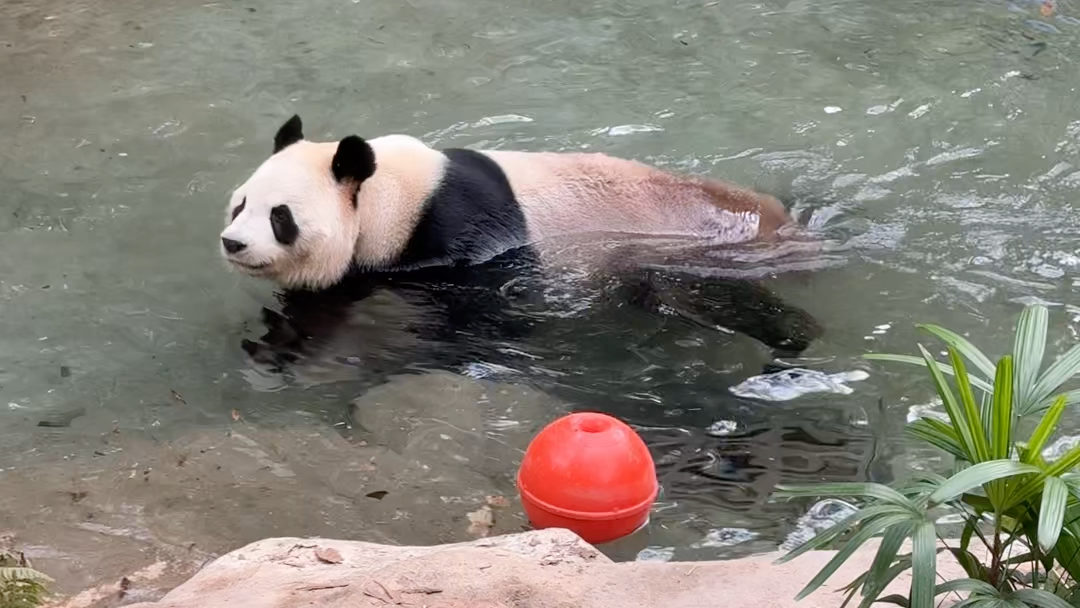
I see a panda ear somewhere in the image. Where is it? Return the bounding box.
[273,115,304,154]
[331,135,377,184]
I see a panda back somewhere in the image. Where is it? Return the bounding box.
[394,148,530,269]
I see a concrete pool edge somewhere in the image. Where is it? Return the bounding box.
[50,528,967,608]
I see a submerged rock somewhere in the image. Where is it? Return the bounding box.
[8,373,565,603]
[780,499,859,552]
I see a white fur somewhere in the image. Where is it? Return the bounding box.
[220,135,446,290]
[352,135,445,268]
[221,142,357,289]
[480,150,771,243]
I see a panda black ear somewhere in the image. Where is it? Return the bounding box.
[273,115,304,154]
[331,135,377,184]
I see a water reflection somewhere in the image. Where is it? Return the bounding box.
[239,237,830,390]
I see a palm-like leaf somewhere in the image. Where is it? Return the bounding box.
[910,520,937,608]
[948,348,992,462]
[772,485,921,566]
[929,460,1040,507]
[1034,390,1080,415]
[864,354,994,393]
[1013,305,1048,415]
[1009,589,1076,608]
[773,483,919,512]
[915,324,996,379]
[863,523,913,599]
[919,344,983,462]
[0,568,52,585]
[989,356,1014,461]
[1029,345,1080,413]
[1038,476,1068,552]
[935,578,999,596]
[794,514,921,601]
[1012,444,1080,509]
[907,418,965,459]
[781,305,1080,608]
[0,566,52,608]
[1025,395,1068,464]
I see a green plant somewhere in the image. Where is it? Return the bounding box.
[0,550,52,608]
[774,304,1080,608]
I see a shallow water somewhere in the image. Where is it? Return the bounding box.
[4,0,1080,593]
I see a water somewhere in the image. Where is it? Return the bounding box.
[4,0,1080,595]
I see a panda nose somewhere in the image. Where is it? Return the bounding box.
[222,237,247,254]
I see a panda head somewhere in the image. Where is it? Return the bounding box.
[220,115,377,290]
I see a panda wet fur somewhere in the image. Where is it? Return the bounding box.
[395,148,529,270]
[223,115,822,360]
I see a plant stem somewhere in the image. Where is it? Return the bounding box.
[991,513,1003,589]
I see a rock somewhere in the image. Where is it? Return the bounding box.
[314,547,343,564]
[120,529,963,608]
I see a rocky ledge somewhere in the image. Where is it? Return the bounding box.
[113,528,930,608]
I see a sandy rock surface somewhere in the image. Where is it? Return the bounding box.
[118,528,955,608]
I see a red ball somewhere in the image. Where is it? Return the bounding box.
[516,412,658,545]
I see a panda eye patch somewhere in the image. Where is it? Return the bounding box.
[231,198,246,221]
[270,204,299,245]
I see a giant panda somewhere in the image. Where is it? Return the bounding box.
[222,115,822,381]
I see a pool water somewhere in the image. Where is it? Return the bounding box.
[3,0,1080,596]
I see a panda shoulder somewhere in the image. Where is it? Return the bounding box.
[364,135,448,191]
[419,147,514,202]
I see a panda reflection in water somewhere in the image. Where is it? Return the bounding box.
[221,115,823,382]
